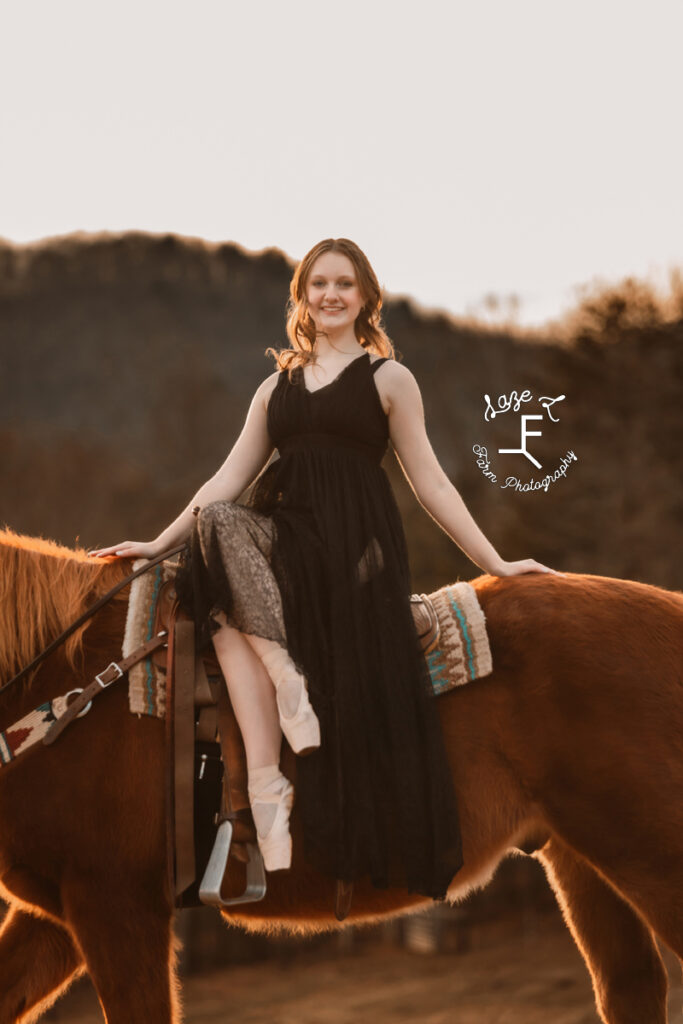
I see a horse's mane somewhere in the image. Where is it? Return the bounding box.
[0,527,132,691]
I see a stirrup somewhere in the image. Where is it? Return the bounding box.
[260,647,321,756]
[249,774,295,872]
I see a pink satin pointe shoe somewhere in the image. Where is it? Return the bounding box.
[260,646,321,756]
[247,765,295,872]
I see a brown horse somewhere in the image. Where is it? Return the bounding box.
[0,527,681,1023]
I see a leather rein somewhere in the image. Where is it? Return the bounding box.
[0,543,188,698]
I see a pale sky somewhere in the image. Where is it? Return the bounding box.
[1,0,681,327]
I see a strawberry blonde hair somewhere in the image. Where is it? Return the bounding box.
[265,238,396,381]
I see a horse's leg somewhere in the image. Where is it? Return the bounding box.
[60,884,180,1024]
[549,803,683,966]
[0,904,84,1024]
[602,859,683,966]
[538,836,669,1024]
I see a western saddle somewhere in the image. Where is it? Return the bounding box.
[156,570,441,922]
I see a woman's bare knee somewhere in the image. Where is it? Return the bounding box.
[210,610,244,652]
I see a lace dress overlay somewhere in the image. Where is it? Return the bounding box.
[174,350,464,898]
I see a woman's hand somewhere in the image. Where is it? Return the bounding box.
[87,540,162,561]
[491,558,567,577]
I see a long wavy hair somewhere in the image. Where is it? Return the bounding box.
[265,238,396,382]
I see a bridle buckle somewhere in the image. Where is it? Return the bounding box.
[95,661,124,688]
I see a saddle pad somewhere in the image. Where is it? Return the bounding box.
[122,566,493,719]
[424,581,493,695]
[122,558,177,718]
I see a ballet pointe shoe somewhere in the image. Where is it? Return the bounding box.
[259,646,321,756]
[248,764,295,872]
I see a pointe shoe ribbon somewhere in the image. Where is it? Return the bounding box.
[260,646,321,756]
[248,772,295,872]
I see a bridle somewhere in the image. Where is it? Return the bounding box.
[0,543,188,698]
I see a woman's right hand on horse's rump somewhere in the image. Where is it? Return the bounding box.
[87,540,162,560]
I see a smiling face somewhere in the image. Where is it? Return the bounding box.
[305,251,365,336]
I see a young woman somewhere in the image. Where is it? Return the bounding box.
[91,238,561,899]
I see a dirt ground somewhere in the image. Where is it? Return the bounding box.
[43,910,682,1023]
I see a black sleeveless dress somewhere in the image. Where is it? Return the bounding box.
[174,350,464,899]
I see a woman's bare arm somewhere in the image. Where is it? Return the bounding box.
[153,372,279,549]
[90,372,279,559]
[376,362,560,577]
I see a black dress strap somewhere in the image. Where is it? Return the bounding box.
[370,356,389,374]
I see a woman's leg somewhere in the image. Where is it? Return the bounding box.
[242,633,303,718]
[243,634,321,755]
[191,499,319,757]
[209,610,295,870]
[209,610,282,771]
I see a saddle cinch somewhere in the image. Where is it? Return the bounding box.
[156,571,441,922]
